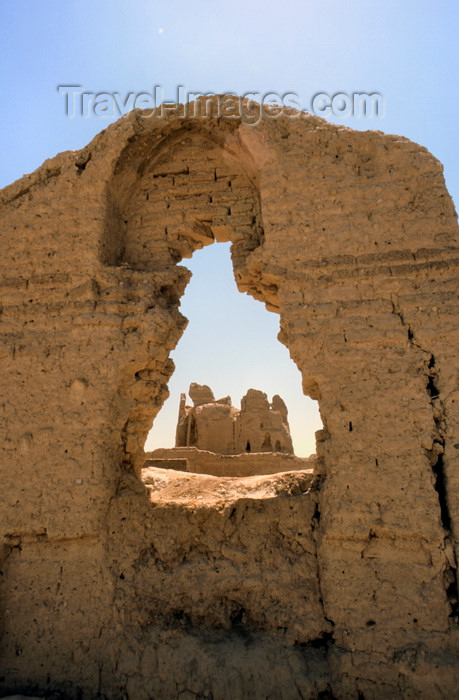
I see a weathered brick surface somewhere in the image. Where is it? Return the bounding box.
[1,100,459,698]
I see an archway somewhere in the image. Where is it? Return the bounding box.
[144,241,322,460]
[105,117,324,472]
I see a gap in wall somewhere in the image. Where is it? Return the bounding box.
[144,241,322,457]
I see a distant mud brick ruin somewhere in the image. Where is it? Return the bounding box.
[146,382,309,477]
[1,96,459,699]
[176,382,294,454]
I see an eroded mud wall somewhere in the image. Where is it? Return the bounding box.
[1,102,459,698]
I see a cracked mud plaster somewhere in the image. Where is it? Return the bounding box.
[1,97,459,698]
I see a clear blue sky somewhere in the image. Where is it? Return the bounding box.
[1,1,458,456]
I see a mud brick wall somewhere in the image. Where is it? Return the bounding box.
[1,99,459,699]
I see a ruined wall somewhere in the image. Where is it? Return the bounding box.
[1,99,459,698]
[145,446,314,477]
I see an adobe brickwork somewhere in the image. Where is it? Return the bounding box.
[1,99,459,698]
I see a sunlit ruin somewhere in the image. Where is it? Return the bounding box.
[175,383,293,454]
[146,382,311,477]
[1,97,459,699]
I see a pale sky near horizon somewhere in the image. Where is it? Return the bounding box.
[1,1,458,456]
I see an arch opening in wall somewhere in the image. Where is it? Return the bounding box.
[105,119,322,475]
[143,240,323,477]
